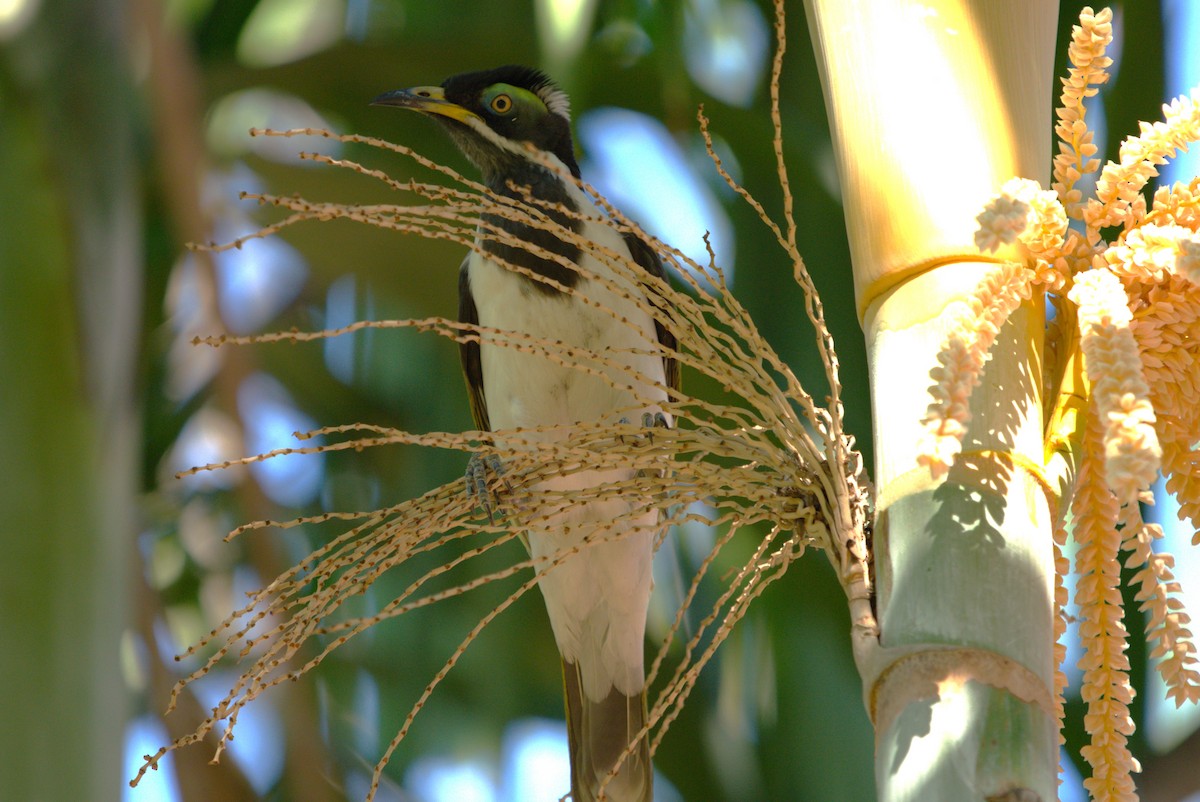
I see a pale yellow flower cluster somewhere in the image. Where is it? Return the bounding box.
[1102,223,1200,282]
[974,177,1069,264]
[919,6,1200,799]
[1146,177,1200,229]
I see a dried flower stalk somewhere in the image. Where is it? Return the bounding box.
[134,3,871,798]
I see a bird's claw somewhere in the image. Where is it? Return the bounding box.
[641,411,669,433]
[466,452,510,523]
[618,412,670,445]
[619,412,671,479]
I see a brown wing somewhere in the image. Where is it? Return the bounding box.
[621,232,680,394]
[458,257,490,431]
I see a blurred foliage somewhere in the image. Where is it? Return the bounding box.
[1,1,1193,800]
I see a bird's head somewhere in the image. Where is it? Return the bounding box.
[372,65,580,183]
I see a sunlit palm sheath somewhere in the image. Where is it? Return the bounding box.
[373,66,679,802]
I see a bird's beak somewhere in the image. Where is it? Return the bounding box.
[370,85,480,124]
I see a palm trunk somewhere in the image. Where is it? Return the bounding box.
[803,1,1062,798]
[0,0,141,799]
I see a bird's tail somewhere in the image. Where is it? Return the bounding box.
[562,659,653,802]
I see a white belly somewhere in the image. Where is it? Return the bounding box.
[466,218,668,702]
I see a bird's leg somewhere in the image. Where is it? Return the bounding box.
[465,452,510,523]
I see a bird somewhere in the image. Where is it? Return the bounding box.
[372,66,679,802]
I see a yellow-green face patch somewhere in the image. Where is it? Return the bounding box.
[481,84,548,121]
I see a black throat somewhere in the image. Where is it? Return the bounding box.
[479,158,583,295]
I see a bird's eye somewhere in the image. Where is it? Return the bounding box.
[490,94,513,114]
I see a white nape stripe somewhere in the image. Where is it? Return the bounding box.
[536,84,571,122]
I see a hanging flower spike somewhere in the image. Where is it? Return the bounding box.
[1128,275,1200,544]
[1072,409,1139,802]
[1052,519,1071,744]
[1053,6,1113,219]
[1068,269,1161,505]
[917,263,1036,477]
[1118,509,1200,708]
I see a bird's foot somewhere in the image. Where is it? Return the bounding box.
[617,412,670,443]
[465,452,510,523]
[617,412,671,480]
[641,411,670,434]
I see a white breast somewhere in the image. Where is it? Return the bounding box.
[466,184,669,702]
[467,198,668,433]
